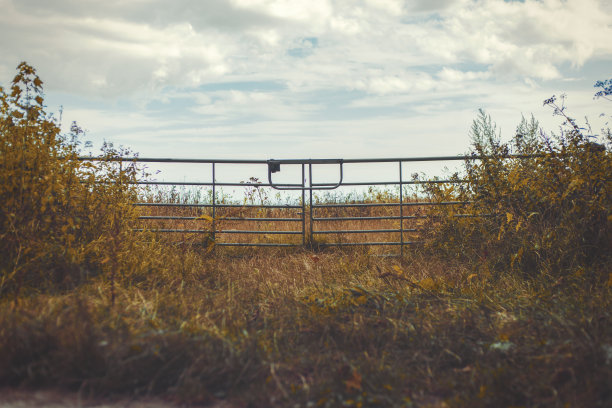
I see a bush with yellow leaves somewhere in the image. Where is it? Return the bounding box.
[0,62,142,295]
[423,102,611,276]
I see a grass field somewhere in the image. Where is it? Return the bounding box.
[2,186,611,407]
[1,242,610,407]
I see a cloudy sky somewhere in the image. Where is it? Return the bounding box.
[1,0,611,165]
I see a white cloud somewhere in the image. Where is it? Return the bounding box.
[189,89,320,121]
[438,68,491,83]
[363,0,404,15]
[231,0,333,24]
[1,0,611,162]
[0,2,236,96]
[423,0,612,79]
[351,72,438,95]
[2,0,610,98]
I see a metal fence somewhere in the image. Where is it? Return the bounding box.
[79,155,491,255]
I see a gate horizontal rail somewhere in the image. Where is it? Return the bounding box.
[78,154,534,255]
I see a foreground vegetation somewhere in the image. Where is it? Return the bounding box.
[1,64,610,407]
[1,251,610,407]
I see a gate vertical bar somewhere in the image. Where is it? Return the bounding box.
[212,162,216,247]
[309,162,313,246]
[302,163,306,246]
[399,160,404,257]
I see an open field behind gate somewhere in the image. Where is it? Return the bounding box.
[80,156,482,254]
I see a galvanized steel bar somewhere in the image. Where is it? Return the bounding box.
[143,241,300,248]
[79,157,269,164]
[216,242,300,247]
[313,201,470,208]
[307,179,463,187]
[120,180,458,187]
[312,216,422,221]
[217,230,302,235]
[136,202,465,209]
[134,229,211,233]
[399,161,404,257]
[309,163,314,245]
[212,163,216,248]
[302,163,306,246]
[138,216,302,222]
[313,229,418,234]
[135,229,301,235]
[312,214,483,221]
[223,217,301,222]
[78,154,542,164]
[320,241,423,247]
[133,181,303,187]
[134,203,302,209]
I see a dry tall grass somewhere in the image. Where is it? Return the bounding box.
[1,248,610,407]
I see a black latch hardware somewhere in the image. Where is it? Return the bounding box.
[268,160,281,173]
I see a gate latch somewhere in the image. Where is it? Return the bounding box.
[268,160,281,174]
[267,159,344,190]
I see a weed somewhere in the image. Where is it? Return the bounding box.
[422,108,611,278]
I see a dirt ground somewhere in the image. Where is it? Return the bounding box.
[0,389,234,408]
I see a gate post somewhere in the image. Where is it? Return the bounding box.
[212,162,216,250]
[302,163,306,246]
[309,163,313,246]
[399,161,404,257]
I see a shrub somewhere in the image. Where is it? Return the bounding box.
[423,101,611,276]
[0,62,142,295]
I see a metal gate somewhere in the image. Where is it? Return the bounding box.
[81,156,477,255]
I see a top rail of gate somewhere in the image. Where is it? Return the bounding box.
[78,154,540,163]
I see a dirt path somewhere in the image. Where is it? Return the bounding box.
[0,389,234,408]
